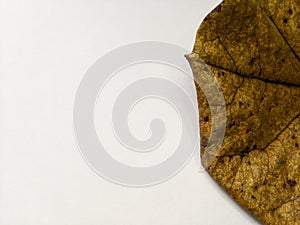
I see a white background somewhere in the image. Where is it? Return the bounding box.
[1,0,259,224]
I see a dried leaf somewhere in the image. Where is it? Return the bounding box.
[186,0,300,224]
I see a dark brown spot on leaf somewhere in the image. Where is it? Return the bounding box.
[287,179,297,187]
[212,4,222,13]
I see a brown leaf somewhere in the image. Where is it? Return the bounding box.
[186,0,300,224]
